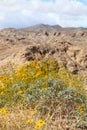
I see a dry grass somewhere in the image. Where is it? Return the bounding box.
[0,107,83,130]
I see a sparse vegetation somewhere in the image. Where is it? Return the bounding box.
[0,59,87,130]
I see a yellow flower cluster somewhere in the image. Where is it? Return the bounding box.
[27,118,45,129]
[34,120,45,129]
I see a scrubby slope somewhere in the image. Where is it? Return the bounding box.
[0,25,87,130]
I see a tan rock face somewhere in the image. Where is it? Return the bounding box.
[0,25,87,75]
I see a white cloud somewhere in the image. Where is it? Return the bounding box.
[0,0,87,28]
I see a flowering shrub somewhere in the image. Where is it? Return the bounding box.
[0,59,87,129]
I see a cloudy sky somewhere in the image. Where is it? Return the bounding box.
[0,0,87,29]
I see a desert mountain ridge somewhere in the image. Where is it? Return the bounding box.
[1,23,87,31]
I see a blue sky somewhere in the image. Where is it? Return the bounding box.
[44,0,87,4]
[78,0,87,4]
[0,0,87,29]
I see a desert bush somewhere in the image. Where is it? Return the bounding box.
[0,59,87,129]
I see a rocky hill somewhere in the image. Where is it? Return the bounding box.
[0,24,87,77]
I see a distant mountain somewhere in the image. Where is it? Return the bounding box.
[19,24,87,33]
[1,24,87,33]
[22,24,62,32]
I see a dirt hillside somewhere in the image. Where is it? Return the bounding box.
[0,24,87,76]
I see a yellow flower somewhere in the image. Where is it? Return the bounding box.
[77,106,85,115]
[29,110,35,115]
[34,120,45,129]
[27,119,34,124]
[0,109,9,115]
[37,120,45,126]
[34,124,41,129]
[34,71,42,78]
[0,91,4,95]
[18,90,23,94]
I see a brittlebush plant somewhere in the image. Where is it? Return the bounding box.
[0,59,87,129]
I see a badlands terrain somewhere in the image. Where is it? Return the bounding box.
[0,24,87,75]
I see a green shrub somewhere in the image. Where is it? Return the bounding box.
[0,59,87,129]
